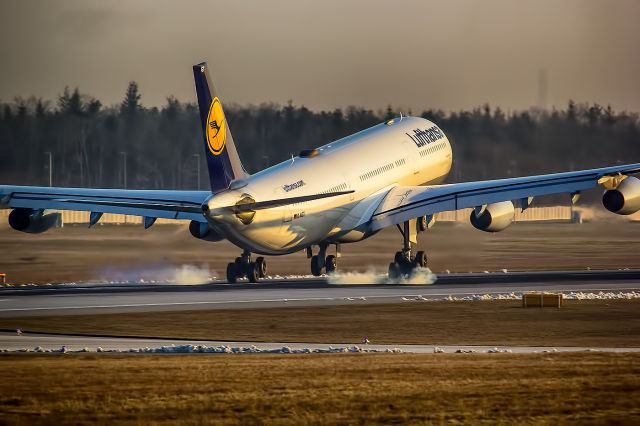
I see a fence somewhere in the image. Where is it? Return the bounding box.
[1,205,639,225]
[436,206,574,222]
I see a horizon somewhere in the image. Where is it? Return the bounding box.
[3,84,636,117]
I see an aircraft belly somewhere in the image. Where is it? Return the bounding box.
[221,205,347,255]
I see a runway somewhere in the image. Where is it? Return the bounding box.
[0,269,638,317]
[2,332,639,354]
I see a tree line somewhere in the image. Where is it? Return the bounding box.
[1,82,639,193]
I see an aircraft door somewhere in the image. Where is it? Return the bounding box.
[402,141,420,176]
[274,186,293,224]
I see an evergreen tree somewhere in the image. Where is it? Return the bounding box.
[0,87,638,196]
[121,81,142,116]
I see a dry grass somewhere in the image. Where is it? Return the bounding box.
[0,353,639,424]
[2,299,639,347]
[1,221,640,284]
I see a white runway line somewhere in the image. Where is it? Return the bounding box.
[0,297,346,312]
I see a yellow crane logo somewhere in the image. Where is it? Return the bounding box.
[206,97,226,155]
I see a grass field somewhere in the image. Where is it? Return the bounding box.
[1,221,640,284]
[3,219,639,424]
[0,353,639,424]
[2,300,639,347]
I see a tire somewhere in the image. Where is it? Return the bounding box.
[417,216,427,232]
[226,262,237,283]
[256,257,267,278]
[413,251,427,268]
[325,255,337,274]
[247,262,260,283]
[310,255,322,276]
[394,251,405,265]
[388,262,400,282]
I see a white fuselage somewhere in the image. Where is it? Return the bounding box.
[205,116,452,255]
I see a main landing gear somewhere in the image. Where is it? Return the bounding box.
[388,218,428,281]
[226,250,267,283]
[308,243,340,276]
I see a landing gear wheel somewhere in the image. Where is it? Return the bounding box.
[388,262,401,282]
[255,257,267,278]
[226,262,238,283]
[310,255,322,276]
[418,216,427,232]
[247,262,260,283]
[325,255,337,274]
[394,251,405,265]
[413,251,427,268]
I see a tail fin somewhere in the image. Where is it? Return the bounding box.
[193,62,248,192]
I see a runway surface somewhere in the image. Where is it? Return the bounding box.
[2,332,639,354]
[0,269,638,317]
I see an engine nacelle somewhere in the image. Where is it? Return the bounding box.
[188,220,224,242]
[602,176,640,215]
[8,208,62,234]
[470,201,515,232]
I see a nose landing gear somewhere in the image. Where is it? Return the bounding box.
[226,250,267,283]
[388,219,428,282]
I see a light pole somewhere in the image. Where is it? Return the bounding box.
[120,151,127,224]
[193,153,200,190]
[44,152,53,187]
[120,152,127,189]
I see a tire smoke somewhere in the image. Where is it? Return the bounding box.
[328,267,437,285]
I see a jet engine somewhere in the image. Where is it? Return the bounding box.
[470,201,515,232]
[602,176,640,215]
[8,208,62,234]
[188,220,224,242]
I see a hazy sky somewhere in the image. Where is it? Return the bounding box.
[1,0,639,112]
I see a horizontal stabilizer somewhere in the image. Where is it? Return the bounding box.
[1,186,211,223]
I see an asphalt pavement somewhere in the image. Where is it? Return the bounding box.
[0,269,638,317]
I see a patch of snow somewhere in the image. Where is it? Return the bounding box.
[487,347,512,353]
[2,344,405,355]
[405,290,640,303]
[565,291,640,300]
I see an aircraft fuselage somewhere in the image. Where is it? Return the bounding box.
[204,116,452,255]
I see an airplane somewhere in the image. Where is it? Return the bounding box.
[2,62,640,283]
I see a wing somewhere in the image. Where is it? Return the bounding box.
[369,163,640,231]
[0,185,210,223]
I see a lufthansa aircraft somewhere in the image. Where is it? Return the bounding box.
[2,63,640,282]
